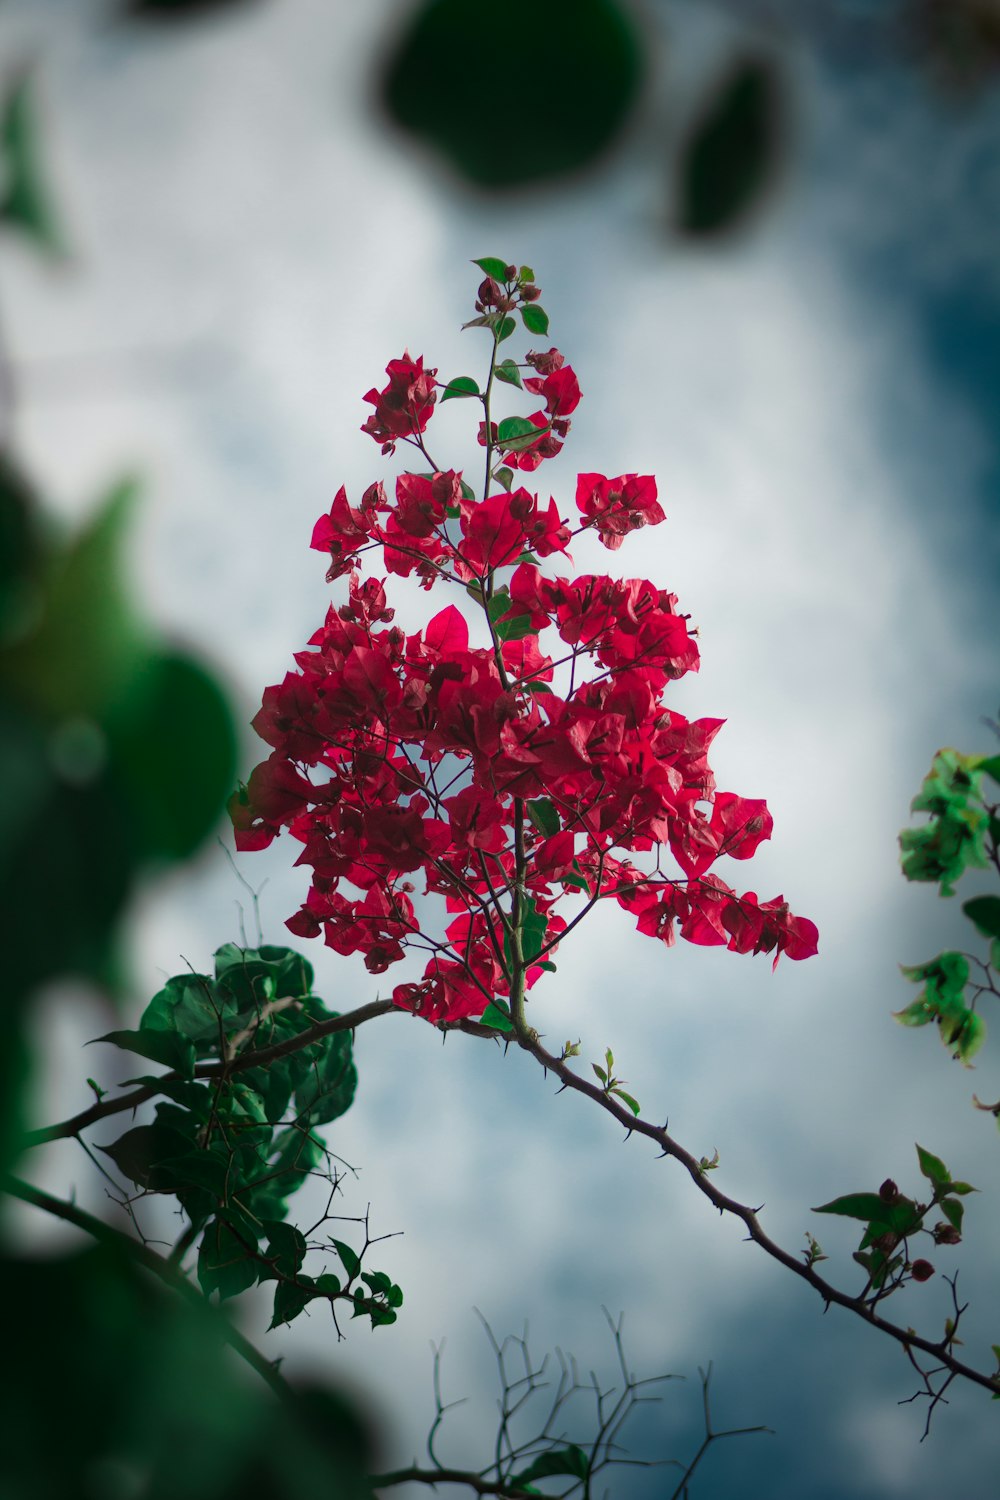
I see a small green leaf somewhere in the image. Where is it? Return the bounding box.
[947,1180,977,1195]
[963,895,1000,940]
[0,74,65,255]
[259,1221,308,1282]
[459,479,476,501]
[493,466,514,491]
[975,754,1000,784]
[518,265,535,283]
[526,797,559,836]
[440,375,480,402]
[956,1010,986,1065]
[916,1144,951,1189]
[473,256,508,280]
[494,359,523,389]
[520,304,549,336]
[535,960,556,973]
[940,1197,964,1233]
[564,863,591,895]
[892,999,935,1028]
[334,1239,361,1280]
[480,1000,514,1032]
[496,415,544,452]
[611,1088,641,1116]
[592,1063,608,1085]
[313,1272,342,1296]
[497,316,516,343]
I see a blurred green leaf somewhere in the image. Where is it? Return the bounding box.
[677,58,786,237]
[963,895,1000,940]
[511,1445,589,1486]
[0,73,64,255]
[380,0,642,189]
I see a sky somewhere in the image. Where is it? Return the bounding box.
[3,0,999,1494]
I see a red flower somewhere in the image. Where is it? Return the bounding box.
[576,473,665,549]
[361,352,438,454]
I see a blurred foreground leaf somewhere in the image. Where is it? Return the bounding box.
[379,0,643,189]
[677,57,787,237]
[0,72,65,255]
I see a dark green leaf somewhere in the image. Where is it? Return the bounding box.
[916,1144,951,1189]
[493,466,514,491]
[504,894,547,969]
[487,588,534,641]
[459,479,476,501]
[440,375,480,402]
[677,57,786,237]
[334,1240,361,1280]
[269,1275,315,1329]
[259,1220,308,1282]
[96,1027,196,1078]
[963,895,1000,940]
[294,1028,357,1125]
[473,257,508,279]
[198,1217,259,1301]
[978,754,1000,784]
[314,1272,342,1296]
[511,1445,589,1486]
[494,359,523,389]
[520,304,549,336]
[382,0,641,190]
[526,797,560,836]
[497,316,516,343]
[98,1122,196,1191]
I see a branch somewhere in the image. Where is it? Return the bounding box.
[470,1021,1000,1402]
[22,997,399,1148]
[370,1468,537,1499]
[2,1173,290,1399]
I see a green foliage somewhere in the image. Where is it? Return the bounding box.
[895,738,999,1070]
[441,375,480,401]
[814,1146,974,1295]
[86,944,398,1332]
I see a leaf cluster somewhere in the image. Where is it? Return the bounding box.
[95,944,402,1332]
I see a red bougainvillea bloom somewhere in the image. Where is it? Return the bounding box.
[361,352,438,454]
[232,264,817,1027]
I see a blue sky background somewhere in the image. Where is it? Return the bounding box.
[3,1,999,1494]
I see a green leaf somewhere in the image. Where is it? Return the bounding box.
[459,479,476,501]
[313,1272,342,1296]
[440,375,480,402]
[940,1197,964,1233]
[259,1221,307,1282]
[677,58,785,237]
[98,1122,196,1191]
[96,1027,196,1079]
[473,257,508,279]
[504,894,548,970]
[977,754,1000,784]
[947,1180,977,1195]
[269,1276,314,1329]
[956,1010,986,1065]
[963,895,1000,941]
[511,1445,589,1487]
[493,466,514,491]
[0,73,64,255]
[198,1218,259,1301]
[916,1144,951,1189]
[611,1088,641,1116]
[496,416,543,452]
[526,797,560,836]
[497,316,516,343]
[487,588,534,641]
[564,862,591,896]
[813,1193,891,1222]
[892,999,935,1028]
[140,972,233,1046]
[293,1028,357,1126]
[592,1063,608,1085]
[519,265,535,282]
[520,304,549,336]
[479,1000,514,1032]
[334,1240,361,1280]
[494,359,523,389]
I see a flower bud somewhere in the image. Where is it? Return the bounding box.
[504,263,517,280]
[478,277,502,307]
[909,1259,935,1282]
[932,1222,961,1245]
[879,1178,899,1203]
[520,283,541,302]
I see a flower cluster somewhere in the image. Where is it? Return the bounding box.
[232,260,817,1025]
